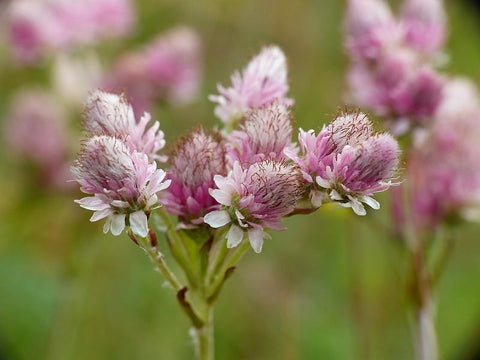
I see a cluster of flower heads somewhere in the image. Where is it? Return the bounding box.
[399,79,480,229]
[104,26,202,115]
[72,90,170,237]
[345,0,446,133]
[73,46,401,253]
[5,0,134,63]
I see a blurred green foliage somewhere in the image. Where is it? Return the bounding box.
[1,0,480,359]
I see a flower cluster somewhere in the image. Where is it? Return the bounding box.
[287,112,400,215]
[72,90,170,237]
[104,26,202,115]
[345,0,445,133]
[6,0,134,63]
[74,46,401,253]
[401,79,480,228]
[209,45,293,126]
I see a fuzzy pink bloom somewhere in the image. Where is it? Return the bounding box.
[204,161,303,253]
[72,135,170,237]
[287,112,400,215]
[209,45,293,125]
[104,26,202,114]
[403,79,480,228]
[345,0,402,60]
[401,0,446,54]
[84,90,166,162]
[6,0,134,63]
[4,90,71,186]
[161,129,227,227]
[226,102,297,165]
[347,51,444,131]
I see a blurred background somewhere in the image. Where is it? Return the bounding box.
[1,0,480,359]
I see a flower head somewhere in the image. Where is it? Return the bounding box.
[104,26,202,114]
[161,128,227,227]
[72,135,170,237]
[345,0,401,60]
[287,112,400,214]
[209,45,293,125]
[6,0,134,63]
[401,0,446,54]
[227,102,296,165]
[204,161,303,253]
[84,90,166,162]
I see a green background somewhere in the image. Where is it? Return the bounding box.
[1,0,480,359]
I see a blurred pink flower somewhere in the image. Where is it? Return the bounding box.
[401,0,446,54]
[287,112,400,215]
[84,90,167,162]
[204,161,303,253]
[5,90,71,186]
[104,26,202,114]
[209,45,293,126]
[226,102,296,165]
[72,135,170,237]
[6,0,134,63]
[403,79,480,228]
[345,0,401,60]
[161,128,227,227]
[345,0,447,131]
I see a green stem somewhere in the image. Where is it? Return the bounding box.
[208,240,250,298]
[206,228,229,286]
[134,232,183,292]
[193,306,215,360]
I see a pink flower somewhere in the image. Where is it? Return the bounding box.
[204,161,303,253]
[287,112,400,214]
[161,129,227,227]
[391,67,444,122]
[4,90,70,186]
[226,102,296,165]
[345,0,402,60]
[6,0,134,63]
[84,90,167,162]
[401,0,446,54]
[404,79,480,228]
[72,135,170,237]
[209,45,293,125]
[104,26,202,114]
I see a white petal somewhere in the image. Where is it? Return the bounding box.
[103,217,112,234]
[75,197,110,211]
[129,211,148,237]
[226,224,243,248]
[329,190,343,201]
[310,190,324,208]
[110,214,126,235]
[209,189,232,206]
[90,208,112,222]
[315,176,330,189]
[360,195,380,210]
[204,210,231,228]
[248,228,264,253]
[348,196,366,216]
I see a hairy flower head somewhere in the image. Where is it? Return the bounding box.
[287,112,400,214]
[72,135,170,237]
[227,102,296,165]
[209,45,293,125]
[84,90,166,162]
[204,161,303,253]
[161,128,227,227]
